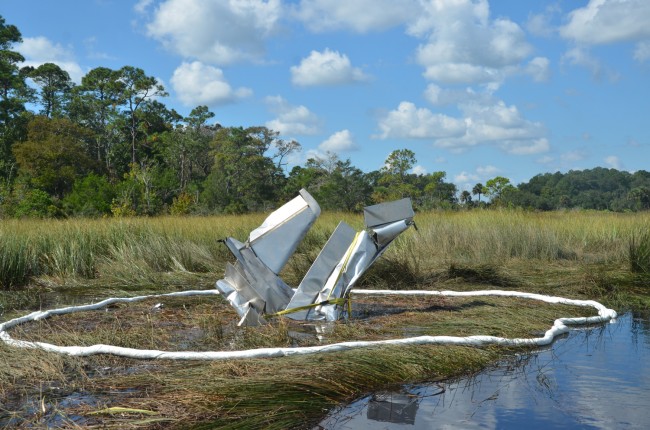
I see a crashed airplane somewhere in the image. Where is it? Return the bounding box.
[216,189,416,326]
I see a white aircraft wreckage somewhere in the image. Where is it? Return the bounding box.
[216,189,416,326]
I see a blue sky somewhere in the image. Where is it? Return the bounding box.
[3,0,649,190]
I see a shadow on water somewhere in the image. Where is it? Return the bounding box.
[318,312,650,429]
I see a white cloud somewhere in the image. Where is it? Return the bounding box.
[604,155,622,169]
[423,84,444,105]
[265,96,322,136]
[562,47,602,76]
[501,138,550,155]
[424,84,494,106]
[561,150,588,163]
[439,100,548,154]
[146,0,282,65]
[18,36,84,83]
[454,165,504,191]
[378,98,550,156]
[293,0,420,33]
[134,0,154,14]
[20,36,72,61]
[408,0,532,85]
[634,40,650,62]
[454,171,479,184]
[304,148,326,162]
[319,129,357,152]
[412,165,427,175]
[296,0,536,86]
[377,101,466,139]
[291,49,369,86]
[419,63,507,85]
[558,0,650,74]
[83,37,114,61]
[525,57,550,82]
[526,3,562,37]
[537,155,555,164]
[170,61,252,106]
[476,165,500,176]
[560,0,650,45]
[561,47,621,81]
[526,13,554,38]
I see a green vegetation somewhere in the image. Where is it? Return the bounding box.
[508,168,650,211]
[630,230,650,275]
[1,210,649,428]
[2,15,650,220]
[0,210,647,293]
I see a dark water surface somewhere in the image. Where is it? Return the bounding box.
[318,313,650,429]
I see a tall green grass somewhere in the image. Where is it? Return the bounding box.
[1,210,648,290]
[629,230,650,275]
[362,210,649,291]
[0,217,247,289]
[410,210,645,264]
[0,233,37,288]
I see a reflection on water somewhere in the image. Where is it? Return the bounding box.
[366,391,420,424]
[319,313,650,429]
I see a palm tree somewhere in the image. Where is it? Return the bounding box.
[472,183,484,203]
[460,190,472,206]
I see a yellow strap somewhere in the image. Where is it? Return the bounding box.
[326,231,362,300]
[269,233,363,319]
[266,297,348,318]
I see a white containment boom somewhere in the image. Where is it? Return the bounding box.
[216,190,416,326]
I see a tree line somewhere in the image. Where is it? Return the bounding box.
[1,16,648,218]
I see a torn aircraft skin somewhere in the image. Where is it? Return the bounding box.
[216,189,415,326]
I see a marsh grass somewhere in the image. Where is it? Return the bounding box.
[2,209,648,428]
[14,294,576,352]
[629,230,650,275]
[1,210,647,293]
[0,233,37,288]
[409,210,645,265]
[0,216,249,290]
[10,296,238,352]
[2,291,593,429]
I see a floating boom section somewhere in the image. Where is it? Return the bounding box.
[216,191,415,326]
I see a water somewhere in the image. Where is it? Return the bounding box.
[319,313,650,429]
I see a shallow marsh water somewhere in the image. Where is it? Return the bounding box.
[318,312,650,429]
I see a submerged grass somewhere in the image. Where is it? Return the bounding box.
[1,209,649,428]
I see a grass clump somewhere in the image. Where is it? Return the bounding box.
[629,230,650,275]
[0,233,37,288]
